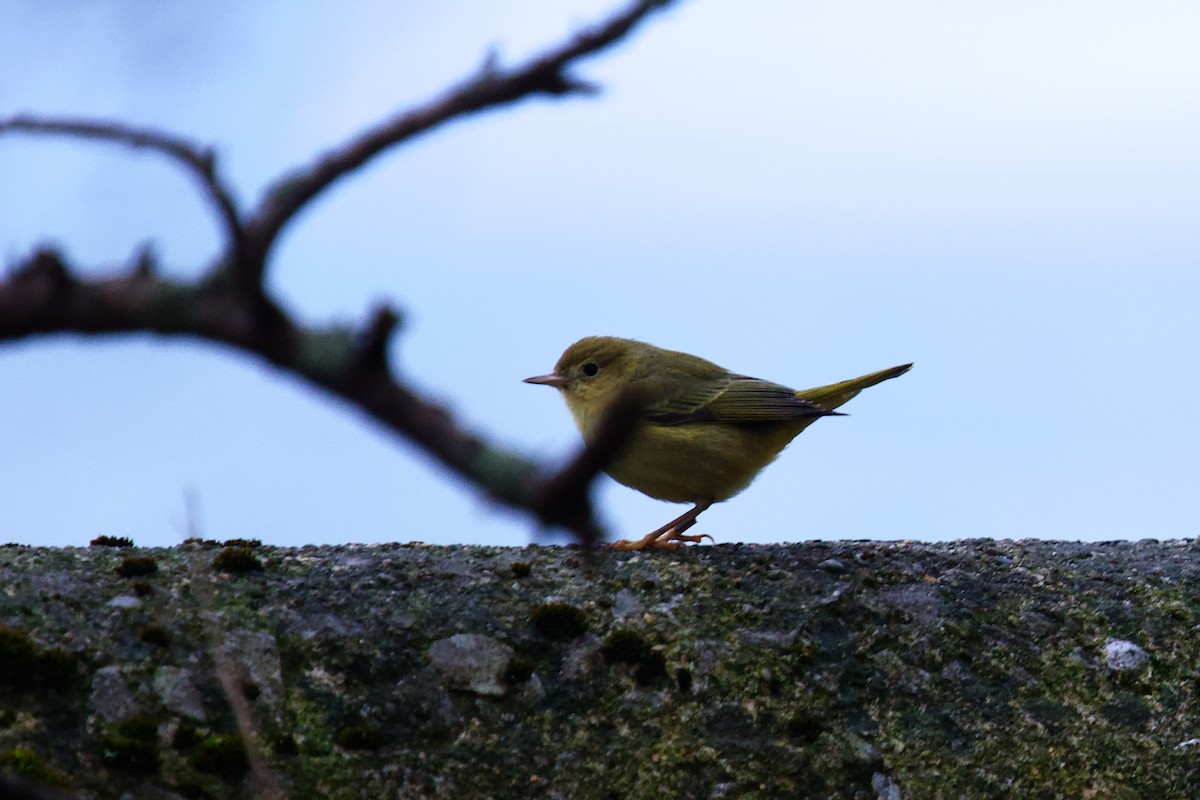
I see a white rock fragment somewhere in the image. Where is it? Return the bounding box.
[153,666,207,721]
[872,772,902,800]
[89,665,139,723]
[428,633,514,697]
[1103,638,1148,671]
[559,633,604,682]
[613,588,643,619]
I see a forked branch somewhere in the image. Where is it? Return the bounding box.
[0,0,676,544]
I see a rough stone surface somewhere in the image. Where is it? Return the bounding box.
[428,633,514,697]
[88,665,139,725]
[0,539,1199,799]
[558,633,605,682]
[152,666,206,721]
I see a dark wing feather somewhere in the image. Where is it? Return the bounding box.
[645,375,838,426]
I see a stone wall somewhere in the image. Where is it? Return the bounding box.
[1,539,1198,799]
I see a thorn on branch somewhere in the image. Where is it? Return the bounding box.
[353,304,403,369]
[476,47,502,81]
[13,248,74,296]
[131,243,158,277]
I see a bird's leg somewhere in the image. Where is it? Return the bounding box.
[654,515,715,550]
[610,500,714,551]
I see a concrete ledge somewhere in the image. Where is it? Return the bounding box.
[1,539,1198,798]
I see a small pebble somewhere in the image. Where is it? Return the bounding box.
[872,772,902,800]
[1103,638,1148,671]
[428,633,514,696]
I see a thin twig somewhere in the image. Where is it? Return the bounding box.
[0,116,244,258]
[241,0,674,280]
[188,549,288,800]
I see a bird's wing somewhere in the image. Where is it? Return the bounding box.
[644,375,834,425]
[636,371,730,424]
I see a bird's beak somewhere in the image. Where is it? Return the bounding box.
[523,372,567,389]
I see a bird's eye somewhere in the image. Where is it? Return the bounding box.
[581,362,600,378]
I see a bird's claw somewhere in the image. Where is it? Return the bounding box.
[609,529,713,551]
[671,532,714,546]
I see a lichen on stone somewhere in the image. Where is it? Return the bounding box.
[1,539,1199,798]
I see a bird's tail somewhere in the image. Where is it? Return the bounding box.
[796,363,912,413]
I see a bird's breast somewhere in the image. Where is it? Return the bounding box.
[603,420,805,504]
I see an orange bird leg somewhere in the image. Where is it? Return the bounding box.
[610,499,715,551]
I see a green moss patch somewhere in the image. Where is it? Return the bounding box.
[530,602,588,639]
[212,547,263,573]
[100,716,161,774]
[115,556,158,578]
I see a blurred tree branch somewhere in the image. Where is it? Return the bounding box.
[0,0,674,547]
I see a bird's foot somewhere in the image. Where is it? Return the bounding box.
[609,529,714,551]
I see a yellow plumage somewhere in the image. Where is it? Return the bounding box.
[525,336,910,550]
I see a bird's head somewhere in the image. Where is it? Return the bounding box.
[524,336,643,437]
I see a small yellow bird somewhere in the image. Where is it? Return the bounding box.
[525,336,910,550]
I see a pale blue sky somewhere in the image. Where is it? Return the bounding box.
[2,2,1197,547]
